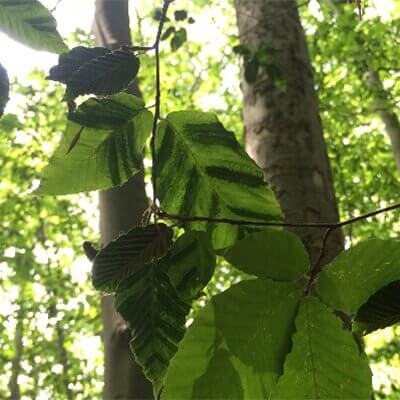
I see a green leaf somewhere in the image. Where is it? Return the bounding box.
[38,93,152,195]
[271,297,372,399]
[49,46,139,101]
[155,111,282,249]
[225,228,309,280]
[174,10,188,21]
[161,26,175,41]
[68,92,145,130]
[355,280,400,334]
[0,0,67,53]
[115,261,190,398]
[0,62,9,117]
[163,279,301,399]
[171,28,187,51]
[166,231,216,301]
[317,239,400,314]
[92,223,173,292]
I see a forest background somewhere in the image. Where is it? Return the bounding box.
[1,0,400,398]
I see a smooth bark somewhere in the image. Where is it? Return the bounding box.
[93,1,153,398]
[235,0,344,264]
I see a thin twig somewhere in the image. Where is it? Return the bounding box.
[157,202,400,230]
[150,0,172,217]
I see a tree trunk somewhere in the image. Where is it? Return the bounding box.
[365,69,400,171]
[93,1,153,398]
[327,1,400,173]
[235,0,344,265]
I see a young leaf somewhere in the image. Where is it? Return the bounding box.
[92,223,173,292]
[174,10,188,21]
[161,26,175,41]
[165,231,216,301]
[38,93,152,195]
[49,46,139,101]
[0,0,67,53]
[225,228,309,281]
[0,62,9,118]
[271,297,372,399]
[170,28,187,51]
[155,111,282,249]
[316,239,400,314]
[163,279,301,399]
[115,261,190,398]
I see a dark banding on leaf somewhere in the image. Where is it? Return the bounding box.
[206,165,264,187]
[107,135,121,187]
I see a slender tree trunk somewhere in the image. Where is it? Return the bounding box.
[93,1,153,398]
[9,302,23,400]
[365,69,400,171]
[327,1,400,172]
[235,0,344,264]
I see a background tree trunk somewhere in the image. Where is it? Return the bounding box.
[235,0,344,264]
[93,1,153,398]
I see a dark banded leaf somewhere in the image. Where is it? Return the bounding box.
[48,46,111,83]
[38,93,152,194]
[115,261,190,398]
[225,228,309,281]
[0,62,9,117]
[271,297,372,399]
[92,223,173,292]
[55,47,140,101]
[163,280,301,399]
[317,239,400,314]
[0,0,67,53]
[155,111,282,249]
[355,280,400,334]
[165,231,216,301]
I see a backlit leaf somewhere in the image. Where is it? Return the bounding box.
[155,111,282,249]
[115,261,190,398]
[0,0,67,53]
[38,93,152,194]
[225,228,309,280]
[163,279,301,399]
[271,297,372,399]
[317,239,400,314]
[92,223,173,292]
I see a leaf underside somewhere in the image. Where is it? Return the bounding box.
[115,262,190,397]
[355,280,400,333]
[49,46,140,101]
[155,111,282,249]
[92,223,173,292]
[0,0,67,53]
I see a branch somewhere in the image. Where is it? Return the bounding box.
[150,0,172,212]
[157,202,400,229]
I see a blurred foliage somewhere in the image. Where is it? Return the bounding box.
[0,72,102,399]
[2,0,400,398]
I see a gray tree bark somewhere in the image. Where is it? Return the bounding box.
[235,0,344,265]
[93,1,153,398]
